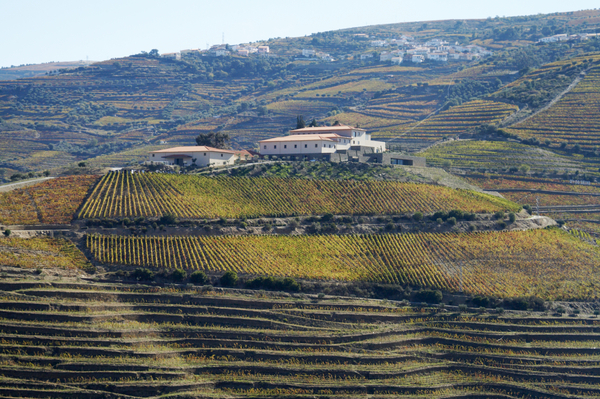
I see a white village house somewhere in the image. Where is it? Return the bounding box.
[147,146,250,167]
[259,125,386,158]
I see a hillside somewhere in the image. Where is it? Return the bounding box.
[1,10,600,179]
[3,263,600,399]
[0,61,94,80]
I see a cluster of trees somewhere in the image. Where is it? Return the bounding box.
[195,132,230,149]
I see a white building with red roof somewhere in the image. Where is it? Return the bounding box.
[259,125,386,159]
[148,146,249,167]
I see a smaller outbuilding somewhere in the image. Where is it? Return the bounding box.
[147,146,248,167]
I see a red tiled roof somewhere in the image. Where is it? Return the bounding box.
[258,133,344,143]
[150,146,238,154]
[290,125,365,133]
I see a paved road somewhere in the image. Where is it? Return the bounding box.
[0,177,54,193]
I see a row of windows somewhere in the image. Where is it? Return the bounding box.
[264,143,357,150]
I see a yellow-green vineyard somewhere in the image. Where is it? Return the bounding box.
[87,228,600,300]
[78,173,519,219]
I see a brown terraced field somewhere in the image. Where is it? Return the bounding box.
[0,268,600,398]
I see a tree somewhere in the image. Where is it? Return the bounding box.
[309,118,318,127]
[78,162,86,167]
[332,120,341,126]
[149,49,160,57]
[220,271,238,287]
[170,269,187,282]
[190,271,209,285]
[296,115,305,129]
[2,229,11,237]
[195,132,230,149]
[519,164,531,174]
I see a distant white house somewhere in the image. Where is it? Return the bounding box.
[360,53,374,60]
[539,34,569,43]
[258,46,270,54]
[180,49,200,56]
[302,49,316,57]
[148,146,251,167]
[161,52,181,60]
[370,40,388,47]
[391,56,403,65]
[259,125,386,158]
[427,52,448,62]
[380,50,403,61]
[411,54,425,63]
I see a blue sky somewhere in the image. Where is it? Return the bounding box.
[1,0,599,68]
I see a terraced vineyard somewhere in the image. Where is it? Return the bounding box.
[1,271,600,398]
[506,65,600,150]
[0,175,99,225]
[87,228,600,300]
[78,173,519,219]
[464,174,600,235]
[0,236,91,270]
[418,140,588,174]
[386,100,519,142]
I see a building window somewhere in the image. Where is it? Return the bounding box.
[284,145,287,149]
[274,145,277,149]
[152,154,155,157]
[264,145,266,149]
[294,144,297,148]
[304,144,307,148]
[221,154,223,157]
[223,161,226,165]
[204,153,206,156]
[315,144,318,148]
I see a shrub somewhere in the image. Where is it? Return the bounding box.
[132,268,154,281]
[458,304,468,313]
[412,212,423,222]
[436,218,443,224]
[2,229,11,237]
[190,270,209,285]
[447,217,457,226]
[385,222,395,231]
[494,211,505,220]
[170,269,187,282]
[472,296,490,307]
[497,221,507,229]
[220,270,238,287]
[508,212,516,223]
[159,213,177,225]
[523,205,532,214]
[504,296,546,311]
[415,289,443,304]
[245,276,301,292]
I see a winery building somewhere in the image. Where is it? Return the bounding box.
[259,125,425,166]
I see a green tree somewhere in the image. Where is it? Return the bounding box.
[309,118,318,127]
[149,49,160,57]
[2,229,11,237]
[195,132,230,149]
[170,269,187,282]
[190,270,209,285]
[220,270,238,287]
[296,115,305,129]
